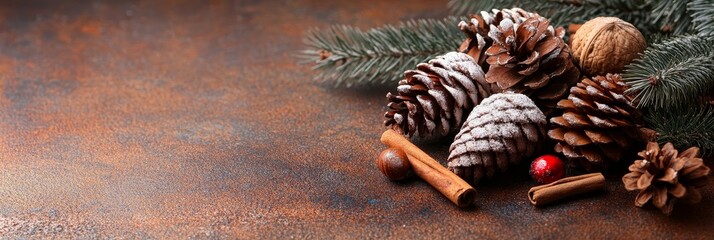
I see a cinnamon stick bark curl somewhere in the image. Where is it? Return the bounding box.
[380,129,476,207]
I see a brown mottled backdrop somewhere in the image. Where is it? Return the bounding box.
[0,0,711,238]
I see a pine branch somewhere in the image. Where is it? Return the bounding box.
[446,0,657,34]
[646,105,714,155]
[622,35,714,109]
[300,17,463,87]
[689,0,714,37]
[651,0,694,35]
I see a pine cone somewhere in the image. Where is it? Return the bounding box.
[622,142,711,215]
[448,93,547,183]
[484,16,581,116]
[458,8,539,70]
[384,52,493,138]
[548,74,645,171]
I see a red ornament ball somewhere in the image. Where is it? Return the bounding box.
[376,148,413,181]
[529,155,565,184]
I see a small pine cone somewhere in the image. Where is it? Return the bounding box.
[623,142,711,215]
[548,74,645,171]
[384,52,493,138]
[458,8,539,70]
[448,93,547,184]
[484,16,581,116]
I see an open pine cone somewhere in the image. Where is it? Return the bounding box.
[448,93,547,183]
[484,16,580,116]
[458,8,539,70]
[548,74,645,171]
[384,52,493,138]
[623,142,711,215]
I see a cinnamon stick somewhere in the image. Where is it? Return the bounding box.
[528,173,606,207]
[380,129,476,207]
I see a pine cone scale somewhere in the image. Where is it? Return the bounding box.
[652,187,668,208]
[485,66,525,88]
[533,38,560,57]
[564,131,591,146]
[550,116,571,128]
[522,73,550,88]
[532,79,570,101]
[670,184,686,198]
[583,129,613,144]
[563,112,590,127]
[580,146,606,163]
[635,189,653,207]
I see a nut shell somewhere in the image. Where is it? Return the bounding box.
[571,17,646,76]
[376,148,413,181]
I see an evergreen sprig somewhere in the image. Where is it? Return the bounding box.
[300,17,463,87]
[622,35,714,109]
[689,0,714,37]
[447,0,657,33]
[651,0,693,35]
[646,105,714,155]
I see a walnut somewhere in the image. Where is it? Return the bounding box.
[571,17,646,76]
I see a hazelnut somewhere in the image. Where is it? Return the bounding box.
[376,148,413,181]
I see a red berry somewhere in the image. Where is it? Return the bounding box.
[529,155,565,184]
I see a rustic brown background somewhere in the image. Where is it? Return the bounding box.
[0,0,712,238]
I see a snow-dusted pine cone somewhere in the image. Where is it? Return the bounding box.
[484,16,581,116]
[458,8,539,71]
[384,52,494,138]
[548,74,645,171]
[448,93,547,184]
[623,142,711,215]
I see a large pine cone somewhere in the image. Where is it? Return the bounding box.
[448,93,547,184]
[384,52,493,138]
[458,8,539,70]
[548,74,645,171]
[484,16,581,116]
[623,142,711,215]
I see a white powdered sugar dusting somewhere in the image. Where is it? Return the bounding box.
[488,138,505,152]
[571,97,587,108]
[498,123,521,139]
[465,137,478,153]
[458,20,469,31]
[397,84,412,93]
[594,101,618,114]
[427,89,449,115]
[588,115,616,128]
[476,35,487,51]
[424,118,436,134]
[522,108,547,124]
[488,25,503,46]
[394,113,403,124]
[500,18,514,30]
[409,70,433,88]
[481,11,494,24]
[451,70,479,104]
[611,92,629,103]
[416,95,435,119]
[586,85,602,95]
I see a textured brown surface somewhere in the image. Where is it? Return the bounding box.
[0,0,712,238]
